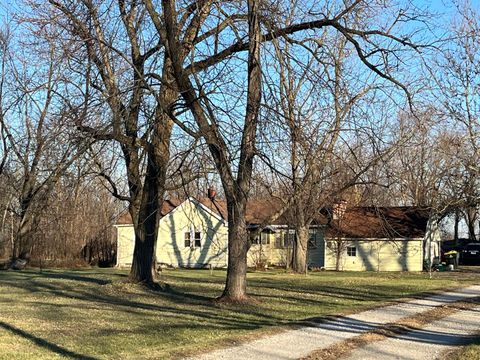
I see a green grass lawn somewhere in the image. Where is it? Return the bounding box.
[0,268,479,359]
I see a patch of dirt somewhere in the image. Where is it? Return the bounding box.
[100,279,169,295]
[213,294,261,305]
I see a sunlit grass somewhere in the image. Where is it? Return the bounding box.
[0,268,478,359]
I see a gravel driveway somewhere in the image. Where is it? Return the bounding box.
[345,305,480,360]
[187,285,480,360]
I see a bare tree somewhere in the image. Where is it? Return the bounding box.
[41,0,183,283]
[149,0,424,300]
[423,1,480,240]
[261,24,395,273]
[0,20,91,262]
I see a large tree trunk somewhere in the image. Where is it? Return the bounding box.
[13,215,33,259]
[128,103,173,284]
[219,199,250,301]
[217,0,261,301]
[292,225,308,273]
[159,0,261,300]
[129,170,161,283]
[13,190,38,260]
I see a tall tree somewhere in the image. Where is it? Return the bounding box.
[45,0,178,282]
[0,22,88,260]
[151,0,423,300]
[432,1,480,240]
[263,27,392,273]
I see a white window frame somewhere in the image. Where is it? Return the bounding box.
[347,245,357,257]
[185,227,202,248]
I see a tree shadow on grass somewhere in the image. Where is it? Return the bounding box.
[1,271,286,331]
[37,270,113,285]
[0,321,99,360]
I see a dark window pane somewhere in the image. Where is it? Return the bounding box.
[347,246,356,257]
[275,235,283,249]
[194,232,201,247]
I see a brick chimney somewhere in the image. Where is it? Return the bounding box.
[207,187,217,201]
[332,199,347,220]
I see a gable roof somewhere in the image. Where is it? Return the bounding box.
[115,198,183,225]
[325,206,430,239]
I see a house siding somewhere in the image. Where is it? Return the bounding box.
[116,199,228,268]
[116,226,135,268]
[116,200,428,272]
[324,239,423,271]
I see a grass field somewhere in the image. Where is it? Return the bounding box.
[0,268,479,359]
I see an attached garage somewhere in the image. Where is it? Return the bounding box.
[321,206,439,272]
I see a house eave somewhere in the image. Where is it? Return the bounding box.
[325,237,425,241]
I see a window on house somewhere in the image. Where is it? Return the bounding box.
[282,230,294,248]
[185,231,201,247]
[274,234,283,248]
[347,246,357,257]
[194,232,201,247]
[261,232,270,245]
[274,229,295,248]
[308,228,318,249]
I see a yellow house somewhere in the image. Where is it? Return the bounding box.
[116,199,440,271]
[116,198,228,268]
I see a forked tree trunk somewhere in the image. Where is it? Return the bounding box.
[128,151,170,283]
[13,194,37,260]
[292,225,308,273]
[159,0,261,300]
[14,216,33,259]
[128,87,173,284]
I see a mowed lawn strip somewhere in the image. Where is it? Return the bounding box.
[0,268,479,360]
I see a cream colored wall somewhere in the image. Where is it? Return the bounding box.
[324,239,424,272]
[157,199,228,268]
[116,199,228,268]
[116,225,135,268]
[246,229,325,268]
[246,232,292,267]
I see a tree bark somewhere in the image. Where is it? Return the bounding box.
[129,170,161,283]
[128,104,173,283]
[335,240,342,271]
[465,207,477,242]
[454,209,459,245]
[14,214,33,259]
[219,200,250,301]
[292,225,308,273]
